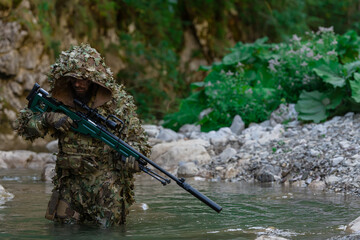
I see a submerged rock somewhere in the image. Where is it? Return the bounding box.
[346,217,360,234]
[0,184,14,206]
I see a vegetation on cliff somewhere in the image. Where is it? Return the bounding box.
[2,0,360,129]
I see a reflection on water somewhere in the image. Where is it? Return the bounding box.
[0,169,360,240]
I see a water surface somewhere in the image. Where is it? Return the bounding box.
[0,169,359,240]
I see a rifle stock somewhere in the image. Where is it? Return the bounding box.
[26,83,222,213]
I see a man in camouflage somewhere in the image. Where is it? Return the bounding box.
[14,43,151,227]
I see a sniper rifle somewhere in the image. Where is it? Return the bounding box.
[26,83,222,213]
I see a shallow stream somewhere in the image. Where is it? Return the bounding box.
[0,169,359,240]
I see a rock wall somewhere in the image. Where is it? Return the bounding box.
[0,1,127,151]
[0,0,210,151]
[0,18,51,150]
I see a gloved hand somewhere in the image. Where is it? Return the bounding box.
[125,156,140,172]
[44,112,74,132]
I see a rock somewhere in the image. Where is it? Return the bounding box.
[325,175,341,185]
[230,115,245,135]
[3,108,17,121]
[151,139,211,173]
[270,103,298,127]
[8,81,23,96]
[41,163,55,182]
[308,179,326,191]
[256,235,289,240]
[208,127,234,150]
[331,157,344,167]
[243,123,284,146]
[0,20,27,53]
[177,162,199,177]
[339,140,351,150]
[0,159,7,169]
[199,108,212,120]
[219,147,237,162]
[224,166,238,179]
[255,165,278,182]
[179,124,201,137]
[0,184,14,206]
[346,216,360,233]
[0,50,20,76]
[143,125,161,138]
[0,150,51,169]
[46,140,59,153]
[157,128,180,142]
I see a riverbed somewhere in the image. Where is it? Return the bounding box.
[0,169,359,240]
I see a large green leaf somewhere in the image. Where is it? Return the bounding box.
[190,81,205,90]
[344,61,360,78]
[350,72,360,103]
[222,50,251,65]
[325,88,344,110]
[313,67,345,88]
[295,91,328,123]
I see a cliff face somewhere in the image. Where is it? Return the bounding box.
[0,1,51,150]
[0,0,143,150]
[0,0,209,150]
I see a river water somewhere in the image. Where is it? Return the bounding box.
[0,169,359,240]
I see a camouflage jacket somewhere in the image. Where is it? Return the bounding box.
[15,43,151,169]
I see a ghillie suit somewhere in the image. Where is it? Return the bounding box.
[14,44,151,227]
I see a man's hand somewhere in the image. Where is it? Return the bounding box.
[44,112,74,132]
[125,156,140,172]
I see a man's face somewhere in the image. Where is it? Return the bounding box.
[70,78,92,98]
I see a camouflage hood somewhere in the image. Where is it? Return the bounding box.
[48,43,117,108]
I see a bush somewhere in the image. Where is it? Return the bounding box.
[163,27,360,131]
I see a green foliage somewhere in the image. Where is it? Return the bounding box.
[350,73,360,103]
[164,28,360,131]
[164,37,282,131]
[295,90,343,123]
[291,29,360,123]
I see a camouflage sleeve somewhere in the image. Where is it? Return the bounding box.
[13,108,49,142]
[108,86,151,158]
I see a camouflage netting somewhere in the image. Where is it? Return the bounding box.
[49,43,116,91]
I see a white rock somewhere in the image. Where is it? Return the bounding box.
[177,162,199,177]
[346,216,360,233]
[157,128,181,142]
[256,235,288,240]
[339,140,351,150]
[41,163,55,182]
[46,140,58,153]
[150,139,211,173]
[179,124,201,134]
[0,184,14,206]
[224,166,238,179]
[325,175,341,185]
[199,108,213,120]
[219,147,237,162]
[230,115,245,135]
[142,125,161,138]
[331,157,344,167]
[0,150,53,169]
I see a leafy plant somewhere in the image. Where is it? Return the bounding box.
[163,37,283,131]
[164,27,360,131]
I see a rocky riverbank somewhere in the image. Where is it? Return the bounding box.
[1,104,360,196]
[144,104,360,197]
